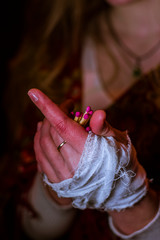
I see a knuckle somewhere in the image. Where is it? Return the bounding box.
[55,118,68,135]
[103,123,112,137]
[104,125,111,135]
[40,135,49,149]
[34,150,41,164]
[38,158,44,166]
[56,169,67,181]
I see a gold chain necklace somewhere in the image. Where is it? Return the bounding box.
[107,16,160,78]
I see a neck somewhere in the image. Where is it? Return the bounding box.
[110,0,160,36]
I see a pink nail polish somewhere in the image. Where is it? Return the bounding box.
[28,90,39,102]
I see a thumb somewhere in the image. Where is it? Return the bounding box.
[90,110,115,138]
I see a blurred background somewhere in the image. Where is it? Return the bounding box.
[0,0,27,156]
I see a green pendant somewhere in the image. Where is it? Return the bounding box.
[133,66,142,78]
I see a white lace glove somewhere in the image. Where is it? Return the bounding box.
[43,131,148,211]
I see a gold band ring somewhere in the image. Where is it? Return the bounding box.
[57,140,66,152]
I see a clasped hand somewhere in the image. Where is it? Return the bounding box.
[28,89,122,184]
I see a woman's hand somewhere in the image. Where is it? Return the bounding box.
[35,99,74,174]
[28,88,129,185]
[28,89,159,235]
[28,89,116,205]
[28,89,88,183]
[28,88,118,184]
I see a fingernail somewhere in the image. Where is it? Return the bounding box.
[28,90,39,102]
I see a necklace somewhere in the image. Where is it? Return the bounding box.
[107,16,160,78]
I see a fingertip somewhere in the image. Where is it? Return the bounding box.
[90,110,106,126]
[28,88,40,94]
[90,110,108,135]
[28,88,40,103]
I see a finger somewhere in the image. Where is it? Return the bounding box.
[90,110,116,137]
[37,121,43,131]
[34,127,58,182]
[35,122,43,173]
[39,119,65,173]
[28,88,87,152]
[37,163,42,173]
[39,118,74,180]
[90,110,128,144]
[50,125,80,173]
[39,118,64,164]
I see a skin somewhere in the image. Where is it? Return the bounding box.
[106,0,160,37]
[28,88,116,183]
[93,0,160,234]
[28,88,159,235]
[25,0,160,237]
[106,0,136,6]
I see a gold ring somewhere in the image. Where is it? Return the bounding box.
[57,140,66,152]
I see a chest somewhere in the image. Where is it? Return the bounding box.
[82,37,160,111]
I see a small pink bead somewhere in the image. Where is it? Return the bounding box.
[86,106,91,112]
[86,126,91,132]
[75,111,81,117]
[70,111,74,115]
[84,113,89,119]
